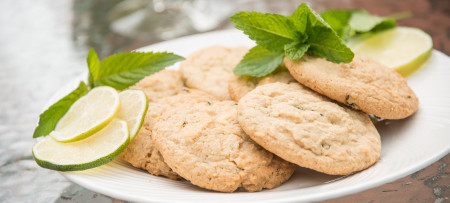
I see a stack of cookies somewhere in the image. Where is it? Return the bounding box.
[120,45,419,192]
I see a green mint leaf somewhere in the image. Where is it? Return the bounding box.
[289,4,309,33]
[289,3,353,63]
[307,26,354,63]
[285,42,309,60]
[230,3,355,77]
[349,10,395,32]
[230,12,299,52]
[320,10,353,41]
[291,4,333,29]
[93,52,184,90]
[307,7,328,27]
[297,5,354,63]
[371,18,396,32]
[33,82,89,138]
[87,48,100,88]
[321,9,397,42]
[233,45,284,77]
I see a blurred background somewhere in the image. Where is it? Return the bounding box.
[0,0,448,202]
[75,0,449,58]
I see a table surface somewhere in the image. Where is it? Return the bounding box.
[0,0,448,202]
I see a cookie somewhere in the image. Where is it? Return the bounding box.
[284,54,419,119]
[120,69,185,179]
[228,67,297,101]
[238,82,381,175]
[119,117,181,179]
[120,80,211,179]
[131,69,184,102]
[180,45,248,100]
[151,95,296,192]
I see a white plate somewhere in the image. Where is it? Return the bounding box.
[56,29,450,203]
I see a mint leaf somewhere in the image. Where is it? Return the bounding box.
[33,82,89,138]
[371,18,396,32]
[285,42,309,60]
[320,9,396,42]
[87,48,100,88]
[349,10,395,32]
[93,52,184,90]
[307,26,354,63]
[295,3,330,28]
[231,3,355,77]
[292,4,354,63]
[289,4,309,33]
[230,12,299,52]
[233,45,284,77]
[320,10,353,41]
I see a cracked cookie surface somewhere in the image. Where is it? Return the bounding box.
[238,82,381,175]
[120,70,208,180]
[284,54,419,119]
[130,69,184,103]
[180,45,248,100]
[152,94,296,192]
[228,66,297,101]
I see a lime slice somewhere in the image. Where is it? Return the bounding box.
[50,86,120,143]
[116,89,148,140]
[351,26,433,77]
[33,119,129,171]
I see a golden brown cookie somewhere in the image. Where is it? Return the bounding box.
[180,45,248,100]
[284,54,419,119]
[119,114,181,179]
[130,69,184,102]
[120,68,211,179]
[151,94,296,192]
[238,82,381,175]
[228,67,297,101]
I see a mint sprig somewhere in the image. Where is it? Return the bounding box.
[230,12,299,52]
[285,42,310,60]
[321,9,397,42]
[230,3,354,77]
[349,10,395,32]
[306,26,354,63]
[320,10,353,42]
[34,49,184,138]
[33,82,89,138]
[233,45,285,77]
[87,48,100,88]
[87,49,184,90]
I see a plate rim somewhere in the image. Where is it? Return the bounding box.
[53,29,450,203]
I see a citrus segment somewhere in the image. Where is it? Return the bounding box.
[33,119,129,171]
[351,26,432,77]
[50,86,120,142]
[116,90,148,140]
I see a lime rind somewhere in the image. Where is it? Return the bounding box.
[117,89,149,141]
[32,138,129,171]
[133,98,148,140]
[130,93,148,140]
[33,119,130,171]
[395,47,432,77]
[349,26,433,77]
[50,86,120,143]
[50,109,118,143]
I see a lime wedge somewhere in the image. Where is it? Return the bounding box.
[351,26,433,77]
[33,119,129,171]
[116,89,148,140]
[50,86,120,143]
